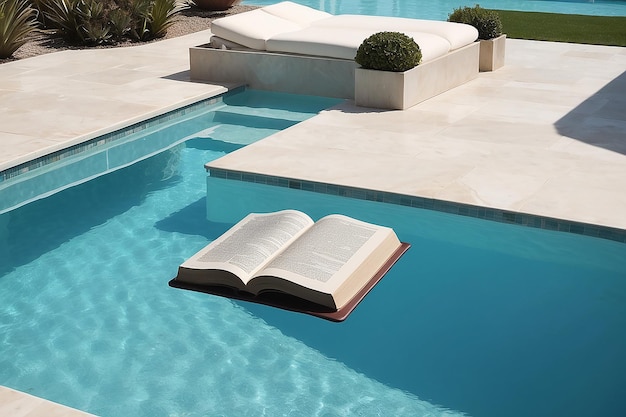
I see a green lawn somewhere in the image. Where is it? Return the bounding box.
[494,10,626,47]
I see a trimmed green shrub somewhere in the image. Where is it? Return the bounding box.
[0,0,38,59]
[355,31,422,72]
[448,4,503,40]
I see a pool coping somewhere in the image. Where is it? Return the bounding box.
[207,167,626,243]
[0,386,98,417]
[0,90,242,184]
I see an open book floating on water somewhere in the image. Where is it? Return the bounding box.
[169,210,409,322]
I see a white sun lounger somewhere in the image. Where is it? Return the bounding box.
[190,1,481,108]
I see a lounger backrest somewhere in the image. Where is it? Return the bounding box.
[312,15,478,50]
[211,1,478,61]
[210,1,332,51]
[267,27,451,62]
[262,1,332,26]
[211,9,303,50]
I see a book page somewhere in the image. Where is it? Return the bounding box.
[256,215,397,300]
[263,216,378,282]
[180,210,314,283]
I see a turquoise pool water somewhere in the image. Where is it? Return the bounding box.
[244,0,626,18]
[1,89,625,417]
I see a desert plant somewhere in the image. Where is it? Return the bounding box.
[78,0,112,44]
[147,0,178,39]
[40,0,180,44]
[0,0,39,59]
[81,20,111,44]
[355,31,421,72]
[80,0,103,21]
[448,4,503,40]
[28,0,47,25]
[108,7,131,40]
[124,0,151,40]
[43,0,84,42]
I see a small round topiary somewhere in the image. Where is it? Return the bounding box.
[355,32,422,72]
[448,5,503,40]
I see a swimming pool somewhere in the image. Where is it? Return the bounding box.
[243,0,626,18]
[1,89,625,417]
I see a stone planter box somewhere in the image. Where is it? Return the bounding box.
[354,42,479,110]
[479,34,506,72]
[189,40,480,110]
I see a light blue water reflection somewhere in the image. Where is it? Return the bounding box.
[243,0,626,19]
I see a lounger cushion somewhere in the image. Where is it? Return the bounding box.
[210,1,478,61]
[267,27,451,62]
[312,15,478,50]
[211,9,302,50]
[261,1,332,26]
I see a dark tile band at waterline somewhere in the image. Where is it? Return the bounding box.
[0,92,240,184]
[207,168,626,244]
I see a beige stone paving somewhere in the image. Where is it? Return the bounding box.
[0,386,97,417]
[0,30,236,171]
[208,39,626,230]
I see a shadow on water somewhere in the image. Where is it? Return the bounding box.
[554,70,626,155]
[154,197,232,240]
[0,149,182,278]
[185,137,245,153]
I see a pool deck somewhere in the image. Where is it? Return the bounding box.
[207,39,626,232]
[0,28,625,416]
[0,31,237,170]
[0,386,97,417]
[1,32,625,233]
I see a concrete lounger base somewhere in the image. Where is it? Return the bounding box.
[190,46,357,99]
[190,41,479,109]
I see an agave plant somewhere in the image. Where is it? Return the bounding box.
[28,0,47,26]
[19,0,180,48]
[0,0,39,59]
[77,0,112,44]
[124,0,180,41]
[79,0,104,22]
[125,0,151,41]
[81,20,111,45]
[43,0,121,45]
[43,0,84,42]
[148,0,179,39]
[108,7,132,41]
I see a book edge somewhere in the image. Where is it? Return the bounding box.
[169,242,410,322]
[321,242,410,321]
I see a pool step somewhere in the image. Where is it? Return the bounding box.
[191,115,293,146]
[221,89,341,121]
[201,104,318,146]
[213,109,301,129]
[193,89,343,146]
